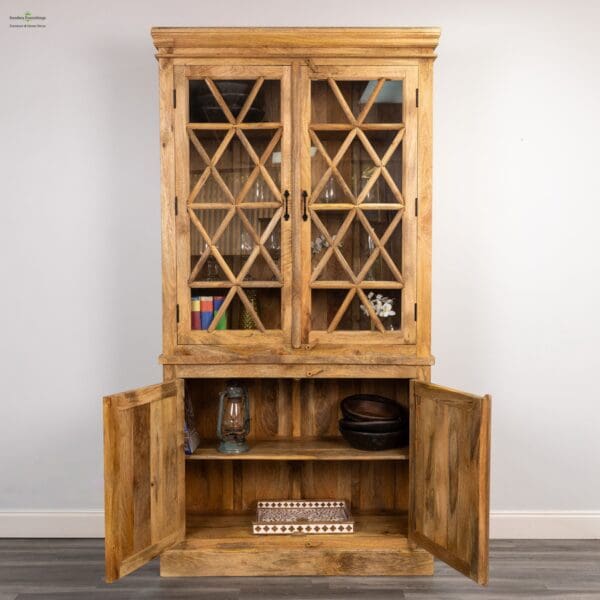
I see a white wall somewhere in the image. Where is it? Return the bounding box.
[1,0,599,533]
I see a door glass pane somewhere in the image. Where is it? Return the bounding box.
[309,78,405,333]
[186,78,283,332]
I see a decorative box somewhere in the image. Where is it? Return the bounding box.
[253,500,354,535]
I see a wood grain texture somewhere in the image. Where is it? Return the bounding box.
[184,378,410,516]
[172,363,423,379]
[158,58,177,356]
[160,514,433,577]
[103,380,185,582]
[186,439,409,461]
[408,381,491,585]
[151,28,441,59]
[416,58,433,358]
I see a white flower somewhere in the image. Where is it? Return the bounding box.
[359,293,396,319]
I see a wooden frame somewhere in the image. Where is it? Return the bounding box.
[156,29,438,364]
[409,381,491,584]
[173,64,292,346]
[298,64,418,347]
[103,380,185,582]
[102,27,492,587]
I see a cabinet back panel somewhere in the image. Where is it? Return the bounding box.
[186,378,408,440]
[186,460,408,515]
[185,378,408,515]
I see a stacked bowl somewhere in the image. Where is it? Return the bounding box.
[189,81,265,123]
[339,394,409,451]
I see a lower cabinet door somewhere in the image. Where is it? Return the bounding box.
[408,380,491,585]
[103,380,185,582]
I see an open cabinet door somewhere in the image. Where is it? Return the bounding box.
[409,381,491,585]
[103,380,185,582]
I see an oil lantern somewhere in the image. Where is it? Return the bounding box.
[217,380,250,454]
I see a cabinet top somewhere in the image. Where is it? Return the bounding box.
[150,27,441,59]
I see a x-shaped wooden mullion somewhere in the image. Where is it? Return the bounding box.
[188,128,237,205]
[327,77,387,126]
[327,79,356,125]
[236,77,264,124]
[311,128,358,203]
[356,287,385,333]
[237,287,266,332]
[236,128,282,203]
[205,78,236,124]
[354,127,405,206]
[187,207,237,284]
[206,286,237,333]
[310,209,357,283]
[357,129,404,204]
[236,206,282,282]
[327,288,357,333]
[326,286,385,333]
[356,78,386,124]
[309,130,356,204]
[355,208,405,284]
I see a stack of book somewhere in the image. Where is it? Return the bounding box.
[191,296,227,330]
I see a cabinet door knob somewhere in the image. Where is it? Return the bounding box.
[302,190,308,221]
[283,190,290,221]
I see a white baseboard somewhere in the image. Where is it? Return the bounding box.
[490,511,600,539]
[0,511,105,538]
[0,510,599,539]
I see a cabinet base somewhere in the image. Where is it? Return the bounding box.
[160,514,433,577]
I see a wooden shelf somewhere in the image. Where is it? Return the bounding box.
[186,438,409,461]
[160,514,432,576]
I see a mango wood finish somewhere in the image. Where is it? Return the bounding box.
[151,27,441,59]
[183,378,409,515]
[154,28,437,365]
[103,380,185,582]
[102,27,492,587]
[408,381,491,585]
[160,514,433,577]
[186,439,409,461]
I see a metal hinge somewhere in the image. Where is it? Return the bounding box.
[175,196,178,216]
[414,303,418,321]
[415,197,418,217]
[173,89,177,109]
[416,88,419,108]
[176,304,180,323]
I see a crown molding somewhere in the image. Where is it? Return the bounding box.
[151,27,441,59]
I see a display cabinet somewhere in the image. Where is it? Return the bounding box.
[103,27,491,585]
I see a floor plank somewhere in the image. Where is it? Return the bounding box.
[0,539,597,599]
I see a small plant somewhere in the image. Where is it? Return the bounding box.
[311,234,343,255]
[360,292,396,318]
[311,234,329,255]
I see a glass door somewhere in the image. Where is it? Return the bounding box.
[174,66,291,345]
[299,66,418,346]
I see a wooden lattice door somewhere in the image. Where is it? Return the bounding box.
[174,65,292,345]
[296,66,418,348]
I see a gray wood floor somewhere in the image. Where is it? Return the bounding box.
[0,539,598,599]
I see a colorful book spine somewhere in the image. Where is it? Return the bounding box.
[191,296,201,330]
[213,296,228,330]
[200,296,213,330]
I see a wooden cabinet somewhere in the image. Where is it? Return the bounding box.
[103,28,491,585]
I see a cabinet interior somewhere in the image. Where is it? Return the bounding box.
[184,377,409,517]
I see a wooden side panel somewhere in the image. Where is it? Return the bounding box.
[416,58,433,358]
[103,380,185,582]
[409,381,491,585]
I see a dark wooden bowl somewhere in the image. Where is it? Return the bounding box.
[340,394,405,422]
[339,418,403,433]
[339,423,408,451]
